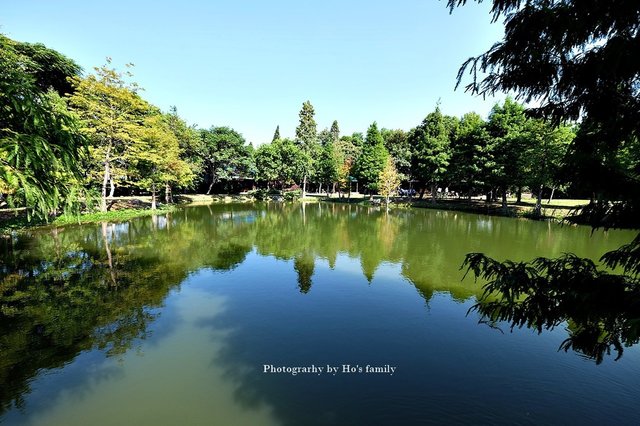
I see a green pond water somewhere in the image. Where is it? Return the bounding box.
[0,202,638,425]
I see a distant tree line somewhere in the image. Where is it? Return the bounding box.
[2,32,636,220]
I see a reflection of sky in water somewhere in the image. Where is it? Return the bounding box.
[1,204,639,425]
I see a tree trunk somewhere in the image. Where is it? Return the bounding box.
[207,180,214,195]
[109,178,115,198]
[101,222,117,287]
[151,184,157,210]
[165,183,172,204]
[548,187,556,203]
[318,183,323,194]
[302,174,307,198]
[516,187,522,203]
[431,183,437,204]
[101,158,110,212]
[501,189,508,212]
[419,187,425,200]
[534,184,543,216]
[485,190,492,204]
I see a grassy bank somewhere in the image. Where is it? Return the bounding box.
[321,195,587,222]
[0,204,178,234]
[0,193,589,234]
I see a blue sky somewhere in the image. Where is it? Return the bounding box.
[2,0,505,145]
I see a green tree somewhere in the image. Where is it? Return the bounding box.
[272,125,280,142]
[450,0,640,361]
[199,126,252,194]
[0,35,85,218]
[330,120,340,142]
[254,143,280,188]
[378,157,401,209]
[354,122,389,196]
[523,121,574,216]
[316,140,340,193]
[166,106,203,192]
[485,98,529,208]
[295,101,319,197]
[448,112,491,198]
[409,107,453,202]
[255,139,305,189]
[3,35,82,96]
[130,114,194,209]
[69,60,149,211]
[381,128,411,182]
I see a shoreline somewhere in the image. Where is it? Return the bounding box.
[0,194,586,234]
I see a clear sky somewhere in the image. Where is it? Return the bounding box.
[2,0,506,145]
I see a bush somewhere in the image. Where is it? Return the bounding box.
[282,190,301,201]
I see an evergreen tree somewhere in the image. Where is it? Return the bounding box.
[409,107,453,202]
[354,122,389,196]
[330,120,340,142]
[272,125,280,142]
[294,101,318,197]
[448,112,491,199]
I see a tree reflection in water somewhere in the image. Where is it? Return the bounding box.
[0,203,636,417]
[463,247,640,364]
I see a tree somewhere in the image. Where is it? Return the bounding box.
[255,138,305,189]
[330,120,340,142]
[353,122,389,196]
[69,60,149,212]
[254,143,280,188]
[523,120,574,216]
[130,114,194,209]
[272,125,280,142]
[295,101,319,197]
[449,0,640,218]
[448,112,491,198]
[409,107,453,202]
[450,0,640,362]
[199,126,252,194]
[0,35,85,218]
[166,106,203,192]
[381,128,411,182]
[378,157,401,210]
[316,140,340,193]
[4,35,82,96]
[486,98,529,209]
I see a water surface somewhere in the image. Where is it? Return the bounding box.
[1,203,638,425]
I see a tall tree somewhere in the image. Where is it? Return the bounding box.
[450,0,640,361]
[448,112,491,199]
[486,98,529,209]
[409,107,453,202]
[523,120,574,215]
[378,157,401,210]
[130,114,194,209]
[272,125,280,142]
[354,122,389,196]
[199,126,252,194]
[294,101,318,197]
[0,36,85,218]
[3,34,82,96]
[330,120,340,142]
[381,128,411,182]
[165,106,203,191]
[69,60,149,211]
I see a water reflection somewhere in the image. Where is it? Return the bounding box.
[0,203,636,422]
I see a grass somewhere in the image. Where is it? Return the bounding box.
[0,205,178,234]
[51,205,178,226]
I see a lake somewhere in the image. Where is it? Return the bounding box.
[1,202,638,425]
